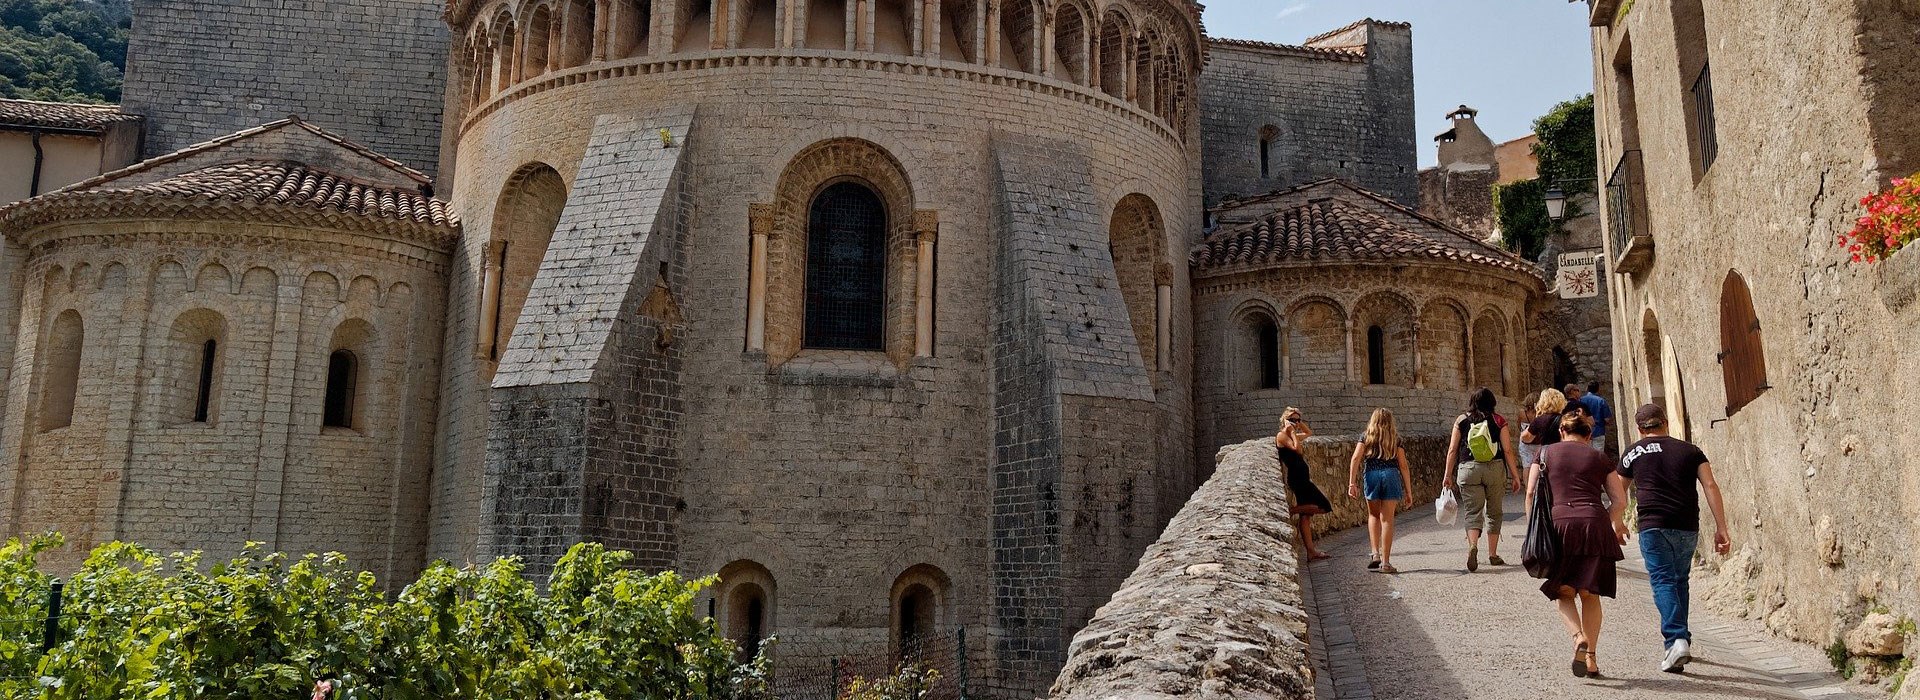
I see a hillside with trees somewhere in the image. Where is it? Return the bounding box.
[0,0,130,103]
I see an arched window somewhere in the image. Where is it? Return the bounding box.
[998,0,1035,71]
[810,0,850,51]
[1719,271,1768,414]
[1109,194,1166,379]
[1258,125,1279,179]
[323,350,358,429]
[1472,311,1509,396]
[495,16,518,89]
[940,0,978,62]
[38,309,84,431]
[194,340,217,422]
[804,181,889,350]
[715,560,776,663]
[891,564,949,659]
[1366,325,1386,385]
[522,5,553,78]
[1051,2,1087,84]
[1097,10,1128,99]
[740,0,778,49]
[560,0,594,67]
[1285,299,1345,384]
[1257,315,1280,390]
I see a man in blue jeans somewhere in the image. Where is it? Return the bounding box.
[1618,403,1731,673]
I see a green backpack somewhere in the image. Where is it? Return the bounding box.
[1467,418,1497,463]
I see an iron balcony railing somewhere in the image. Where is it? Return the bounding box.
[1607,150,1652,272]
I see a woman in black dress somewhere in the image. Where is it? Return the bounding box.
[1277,407,1334,560]
[1529,412,1630,678]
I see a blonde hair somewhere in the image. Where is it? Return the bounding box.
[1520,391,1542,421]
[1536,388,1568,415]
[1362,408,1400,459]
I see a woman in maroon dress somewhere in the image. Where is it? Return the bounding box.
[1528,412,1629,678]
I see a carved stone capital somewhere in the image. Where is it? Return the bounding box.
[749,203,776,238]
[913,210,939,243]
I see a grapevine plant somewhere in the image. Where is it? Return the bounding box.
[1838,175,1920,263]
[0,536,778,700]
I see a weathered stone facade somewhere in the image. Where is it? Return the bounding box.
[0,0,1451,694]
[1199,21,1416,208]
[1589,0,1920,667]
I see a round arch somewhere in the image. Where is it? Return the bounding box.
[483,162,568,370]
[1109,193,1166,380]
[889,564,952,656]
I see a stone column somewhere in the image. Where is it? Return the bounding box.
[1154,263,1171,373]
[592,0,611,60]
[1344,317,1356,384]
[1411,320,1424,389]
[746,203,772,353]
[1279,317,1291,384]
[478,240,505,358]
[914,210,938,358]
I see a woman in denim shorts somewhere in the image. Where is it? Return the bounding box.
[1347,408,1413,573]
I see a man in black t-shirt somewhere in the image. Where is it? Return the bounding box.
[1618,403,1731,674]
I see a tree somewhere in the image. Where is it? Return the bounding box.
[0,0,128,102]
[1494,94,1597,259]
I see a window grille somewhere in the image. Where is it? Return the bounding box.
[804,182,888,350]
[1692,62,1717,171]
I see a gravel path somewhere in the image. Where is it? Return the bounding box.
[1303,492,1867,700]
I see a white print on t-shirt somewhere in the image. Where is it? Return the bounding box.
[1620,442,1663,470]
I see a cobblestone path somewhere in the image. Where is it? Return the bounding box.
[1303,493,1867,700]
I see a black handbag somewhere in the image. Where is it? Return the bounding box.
[1522,456,1562,579]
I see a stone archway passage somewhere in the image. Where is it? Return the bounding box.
[1301,498,1868,700]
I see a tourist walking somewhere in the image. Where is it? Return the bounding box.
[1516,391,1543,470]
[1619,403,1732,673]
[1443,388,1521,572]
[1276,407,1334,561]
[1566,383,1614,453]
[1348,408,1414,574]
[1521,388,1569,463]
[1528,412,1629,678]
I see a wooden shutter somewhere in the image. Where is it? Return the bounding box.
[1719,271,1768,414]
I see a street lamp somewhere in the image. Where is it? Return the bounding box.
[1544,186,1568,221]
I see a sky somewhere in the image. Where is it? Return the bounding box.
[1200,0,1595,167]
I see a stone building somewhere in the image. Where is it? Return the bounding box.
[1191,178,1541,472]
[1586,0,1920,659]
[1418,105,1615,398]
[0,2,1446,695]
[0,100,144,205]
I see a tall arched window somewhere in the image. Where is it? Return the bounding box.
[804,181,888,350]
[323,350,358,429]
[1366,325,1386,385]
[1257,315,1280,389]
[1097,10,1128,99]
[522,5,553,78]
[38,309,84,431]
[890,564,949,659]
[1719,271,1768,414]
[1259,125,1279,179]
[1052,2,1087,84]
[998,0,1036,71]
[194,340,217,422]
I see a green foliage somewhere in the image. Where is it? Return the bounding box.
[0,536,774,700]
[1532,95,1598,197]
[1493,179,1549,260]
[0,0,128,102]
[842,664,941,700]
[1829,640,1853,676]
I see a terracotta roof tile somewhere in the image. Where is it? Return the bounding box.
[1193,190,1537,279]
[0,98,142,133]
[1207,36,1365,61]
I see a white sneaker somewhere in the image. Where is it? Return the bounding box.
[1660,639,1692,673]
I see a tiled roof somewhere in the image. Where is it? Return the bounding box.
[0,98,142,133]
[1194,186,1537,279]
[1208,36,1365,61]
[1,160,458,244]
[1301,17,1411,46]
[58,116,432,193]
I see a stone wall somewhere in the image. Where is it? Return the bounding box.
[1199,22,1417,207]
[1594,0,1920,659]
[1294,435,1449,538]
[121,0,448,172]
[1047,438,1312,700]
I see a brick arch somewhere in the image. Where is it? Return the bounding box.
[715,560,776,662]
[163,308,228,425]
[1353,291,1415,387]
[1109,192,1164,380]
[1096,6,1132,99]
[1051,0,1092,84]
[1229,298,1282,391]
[1419,298,1470,391]
[1284,295,1346,385]
[999,0,1039,71]
[491,8,519,91]
[765,138,921,367]
[520,2,555,79]
[485,162,568,369]
[1471,306,1511,397]
[890,563,953,654]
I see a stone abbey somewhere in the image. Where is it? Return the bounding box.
[0,0,1553,694]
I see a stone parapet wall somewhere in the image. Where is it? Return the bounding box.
[1294,434,1449,538]
[1047,438,1312,699]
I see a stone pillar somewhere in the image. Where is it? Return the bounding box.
[914,211,938,358]
[592,0,611,60]
[1344,317,1357,384]
[1411,320,1424,389]
[1154,263,1171,373]
[1279,317,1291,384]
[746,203,772,353]
[478,240,505,358]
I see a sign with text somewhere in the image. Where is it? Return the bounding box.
[1556,253,1599,299]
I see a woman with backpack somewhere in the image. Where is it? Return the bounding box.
[1347,408,1414,574]
[1443,388,1522,572]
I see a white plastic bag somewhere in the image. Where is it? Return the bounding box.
[1435,488,1459,526]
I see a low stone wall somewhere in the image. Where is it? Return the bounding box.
[1295,434,1451,537]
[1046,438,1312,699]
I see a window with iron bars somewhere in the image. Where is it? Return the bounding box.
[1691,62,1717,172]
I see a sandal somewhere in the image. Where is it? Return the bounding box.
[1571,644,1590,678]
[1488,554,1507,566]
[1367,554,1381,570]
[1378,563,1398,574]
[1467,545,1479,572]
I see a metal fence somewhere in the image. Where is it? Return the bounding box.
[771,627,981,700]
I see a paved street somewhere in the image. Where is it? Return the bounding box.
[1304,493,1868,700]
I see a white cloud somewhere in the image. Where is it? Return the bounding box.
[1274,1,1311,20]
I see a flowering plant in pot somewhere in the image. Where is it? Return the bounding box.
[1839,175,1920,263]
